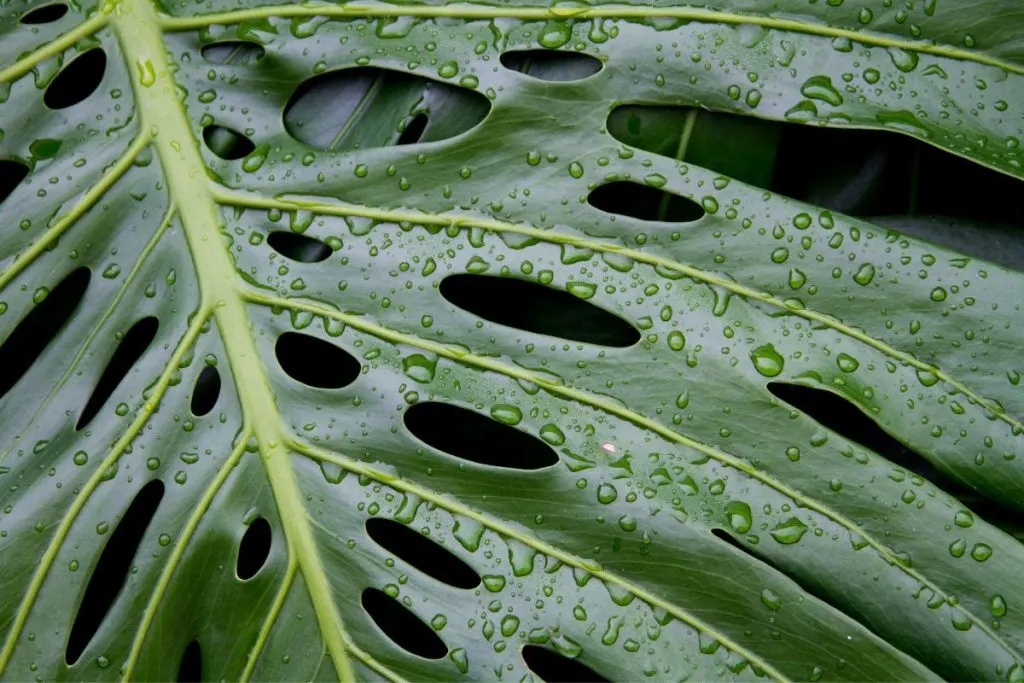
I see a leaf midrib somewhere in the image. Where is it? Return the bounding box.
[109,0,356,678]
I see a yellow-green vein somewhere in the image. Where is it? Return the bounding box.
[0,11,109,83]
[0,309,209,676]
[213,188,1022,434]
[0,205,174,467]
[158,4,1024,77]
[292,438,792,681]
[112,0,356,677]
[249,291,1021,666]
[123,434,251,680]
[0,132,150,293]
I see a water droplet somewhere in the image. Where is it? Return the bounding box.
[836,353,859,373]
[725,501,752,533]
[770,517,808,544]
[490,404,522,426]
[750,344,784,377]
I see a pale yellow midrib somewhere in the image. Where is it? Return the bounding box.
[109,0,353,679]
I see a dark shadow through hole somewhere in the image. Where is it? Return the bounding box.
[76,316,159,430]
[397,112,428,145]
[365,518,480,589]
[202,125,255,161]
[44,48,105,110]
[361,588,446,659]
[606,105,1024,269]
[66,479,165,664]
[521,645,609,683]
[267,231,333,263]
[0,160,29,206]
[767,382,1023,536]
[404,402,557,470]
[237,517,271,580]
[500,49,602,82]
[440,274,639,347]
[190,365,221,417]
[588,181,705,223]
[0,267,90,401]
[177,640,202,683]
[200,40,266,65]
[21,2,68,23]
[710,527,785,574]
[275,332,360,389]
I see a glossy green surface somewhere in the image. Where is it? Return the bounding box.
[1,0,1023,680]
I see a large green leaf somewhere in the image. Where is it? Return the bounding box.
[1,0,1024,680]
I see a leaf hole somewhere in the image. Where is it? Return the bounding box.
[0,160,29,206]
[20,3,68,23]
[767,382,943,482]
[396,112,428,146]
[236,517,271,580]
[710,527,784,574]
[521,645,609,682]
[588,181,705,223]
[0,267,90,401]
[200,40,266,65]
[275,332,360,389]
[365,518,480,589]
[44,48,105,110]
[202,125,255,161]
[500,49,602,81]
[266,231,333,263]
[767,382,1020,532]
[190,365,221,417]
[361,588,447,659]
[440,274,639,347]
[404,401,557,470]
[607,105,1024,270]
[76,316,159,430]
[283,66,490,151]
[177,640,202,682]
[66,479,165,664]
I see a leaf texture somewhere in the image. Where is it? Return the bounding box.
[0,0,1023,681]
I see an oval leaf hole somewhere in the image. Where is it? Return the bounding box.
[0,160,29,206]
[404,401,557,470]
[284,66,490,151]
[440,274,639,347]
[0,267,90,401]
[366,518,480,589]
[202,125,255,161]
[588,181,704,223]
[361,588,446,659]
[66,479,165,664]
[767,382,941,482]
[177,640,202,682]
[190,365,221,417]
[500,50,601,81]
[20,2,68,23]
[267,231,333,263]
[397,112,428,146]
[275,332,360,389]
[200,40,266,65]
[236,517,271,580]
[44,48,105,110]
[522,645,609,683]
[76,316,159,430]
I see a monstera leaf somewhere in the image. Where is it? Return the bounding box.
[3,0,1024,679]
